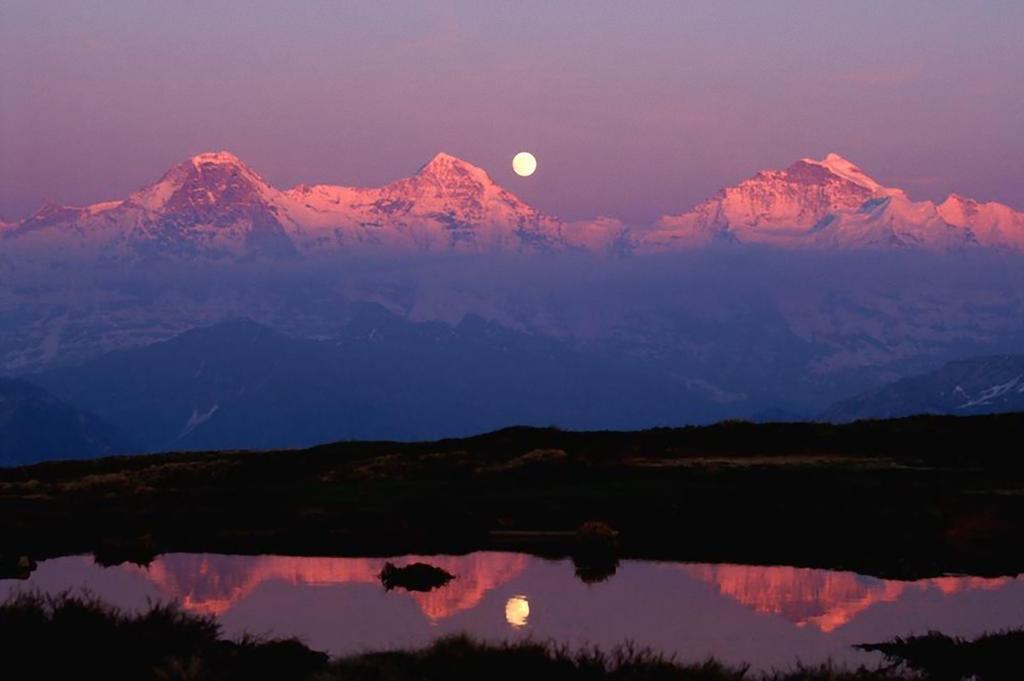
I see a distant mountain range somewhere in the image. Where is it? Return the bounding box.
[4,312,1024,461]
[824,355,1024,422]
[0,377,129,465]
[2,151,1021,260]
[30,309,720,453]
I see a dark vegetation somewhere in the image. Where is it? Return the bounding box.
[0,592,326,681]
[857,630,1024,681]
[2,413,1024,579]
[326,636,902,681]
[8,592,1013,681]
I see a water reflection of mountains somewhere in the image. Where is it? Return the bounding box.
[134,553,528,621]
[130,553,1017,632]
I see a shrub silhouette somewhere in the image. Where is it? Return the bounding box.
[0,591,326,681]
[857,629,1024,681]
[572,520,621,583]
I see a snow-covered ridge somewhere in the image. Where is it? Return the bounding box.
[275,151,593,254]
[2,151,1022,260]
[641,153,1024,253]
[937,193,1024,250]
[0,151,598,259]
[800,152,884,193]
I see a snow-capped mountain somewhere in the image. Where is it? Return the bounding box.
[124,150,296,259]
[1,151,618,260]
[2,150,1022,259]
[643,154,881,248]
[2,151,296,260]
[280,152,576,253]
[937,194,1024,251]
[641,153,1021,252]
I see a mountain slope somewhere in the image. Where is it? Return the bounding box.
[824,355,1024,422]
[0,377,129,465]
[33,310,718,452]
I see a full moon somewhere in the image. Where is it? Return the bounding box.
[512,152,537,177]
[504,595,530,628]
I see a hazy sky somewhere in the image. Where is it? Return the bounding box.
[2,1,1022,223]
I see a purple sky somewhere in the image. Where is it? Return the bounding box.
[2,1,1022,223]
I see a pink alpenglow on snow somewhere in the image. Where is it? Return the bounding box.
[2,151,1023,262]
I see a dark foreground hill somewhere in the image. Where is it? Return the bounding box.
[2,413,1024,579]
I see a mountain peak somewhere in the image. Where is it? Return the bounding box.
[823,152,852,164]
[190,150,246,167]
[799,153,883,192]
[425,151,459,164]
[403,152,504,202]
[941,193,975,206]
[415,152,490,180]
[129,151,275,213]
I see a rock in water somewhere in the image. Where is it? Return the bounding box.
[379,561,455,592]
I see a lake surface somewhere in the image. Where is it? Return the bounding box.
[3,552,1023,670]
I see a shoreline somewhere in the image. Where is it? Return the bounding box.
[3,414,1024,580]
[1,591,1014,681]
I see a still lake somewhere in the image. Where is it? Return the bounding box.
[3,552,1023,670]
